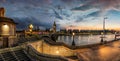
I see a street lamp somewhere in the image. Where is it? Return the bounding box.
[72,32,75,46]
[103,17,107,36]
[115,32,117,40]
[101,32,104,42]
[100,17,107,43]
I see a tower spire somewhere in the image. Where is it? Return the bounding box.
[52,21,56,33]
[53,21,56,26]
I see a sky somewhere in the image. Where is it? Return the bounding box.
[0,0,120,30]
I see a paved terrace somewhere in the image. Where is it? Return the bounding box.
[28,36,120,61]
[75,40,120,61]
[0,35,119,61]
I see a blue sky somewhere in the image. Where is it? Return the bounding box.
[0,0,120,30]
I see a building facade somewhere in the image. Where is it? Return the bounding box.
[0,7,17,47]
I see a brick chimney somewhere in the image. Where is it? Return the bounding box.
[0,7,5,17]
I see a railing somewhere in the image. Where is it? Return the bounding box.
[42,36,120,50]
[26,45,68,61]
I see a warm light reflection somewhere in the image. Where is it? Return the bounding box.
[56,51,59,54]
[98,47,120,61]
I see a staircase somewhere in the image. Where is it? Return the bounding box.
[1,52,17,61]
[0,49,32,61]
[14,50,31,61]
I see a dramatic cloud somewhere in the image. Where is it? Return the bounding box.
[0,0,120,30]
[86,11,101,18]
[72,0,120,11]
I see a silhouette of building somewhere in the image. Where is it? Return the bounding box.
[52,21,56,33]
[73,29,79,33]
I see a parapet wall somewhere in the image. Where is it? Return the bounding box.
[29,36,120,57]
[30,40,75,57]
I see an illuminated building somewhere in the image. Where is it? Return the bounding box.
[0,7,17,47]
[29,24,34,32]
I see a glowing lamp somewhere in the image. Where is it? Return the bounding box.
[72,32,75,36]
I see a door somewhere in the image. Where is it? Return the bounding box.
[3,37,9,48]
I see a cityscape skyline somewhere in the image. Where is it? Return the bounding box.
[0,0,120,30]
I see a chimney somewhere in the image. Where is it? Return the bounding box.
[0,7,5,17]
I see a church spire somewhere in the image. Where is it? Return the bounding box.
[53,21,56,26]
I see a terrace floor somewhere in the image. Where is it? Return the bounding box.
[74,40,120,61]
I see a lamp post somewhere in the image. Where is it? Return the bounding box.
[101,32,104,42]
[101,17,107,43]
[115,32,117,40]
[72,32,75,46]
[103,17,107,36]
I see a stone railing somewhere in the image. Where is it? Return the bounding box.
[28,36,120,57]
[29,39,75,57]
[26,45,68,61]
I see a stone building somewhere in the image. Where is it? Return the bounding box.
[0,17,16,36]
[0,7,17,47]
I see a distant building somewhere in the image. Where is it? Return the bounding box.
[25,24,34,35]
[73,29,79,33]
[52,21,56,33]
[60,29,67,33]
[67,29,72,33]
[28,24,34,32]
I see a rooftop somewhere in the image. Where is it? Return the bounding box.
[0,17,17,24]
